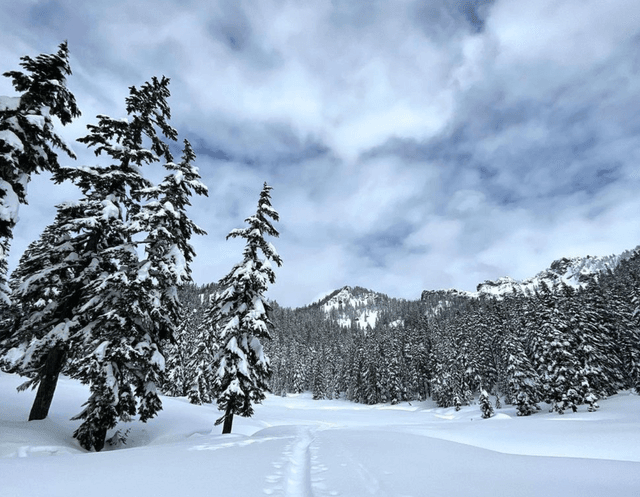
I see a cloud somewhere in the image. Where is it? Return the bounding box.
[3,0,640,307]
[489,0,640,68]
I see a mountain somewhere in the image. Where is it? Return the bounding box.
[309,248,640,327]
[473,247,639,298]
[310,285,407,329]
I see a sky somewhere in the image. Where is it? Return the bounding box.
[1,0,640,308]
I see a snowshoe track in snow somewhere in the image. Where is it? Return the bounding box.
[263,426,335,496]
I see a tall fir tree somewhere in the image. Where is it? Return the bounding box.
[187,305,217,405]
[574,282,624,403]
[207,182,282,433]
[0,42,80,305]
[627,288,640,392]
[59,76,183,451]
[503,330,540,416]
[2,202,85,420]
[534,283,581,414]
[133,139,208,342]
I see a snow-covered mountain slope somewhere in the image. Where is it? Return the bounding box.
[312,286,394,329]
[318,286,378,313]
[310,247,640,324]
[475,247,639,297]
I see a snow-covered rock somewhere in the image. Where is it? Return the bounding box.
[475,247,639,297]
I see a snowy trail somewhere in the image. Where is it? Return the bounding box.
[261,425,326,496]
[281,427,314,497]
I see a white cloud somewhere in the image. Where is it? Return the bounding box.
[489,0,640,67]
[3,0,640,307]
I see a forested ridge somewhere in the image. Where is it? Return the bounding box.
[170,249,640,416]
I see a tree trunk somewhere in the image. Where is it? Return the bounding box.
[94,428,108,452]
[28,346,66,421]
[222,404,234,434]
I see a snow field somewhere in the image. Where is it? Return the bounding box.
[2,372,640,496]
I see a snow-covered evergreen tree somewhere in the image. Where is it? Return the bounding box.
[384,333,405,405]
[163,308,197,397]
[363,343,382,404]
[207,182,282,433]
[574,283,624,406]
[479,389,494,418]
[134,139,208,342]
[453,394,462,412]
[1,203,85,420]
[187,304,217,405]
[312,348,327,400]
[627,288,640,393]
[60,76,182,451]
[160,285,214,399]
[0,42,80,303]
[534,283,581,414]
[503,330,539,416]
[291,357,307,394]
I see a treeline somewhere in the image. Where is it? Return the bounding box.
[260,254,640,414]
[160,251,640,416]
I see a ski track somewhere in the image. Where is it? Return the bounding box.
[263,425,336,497]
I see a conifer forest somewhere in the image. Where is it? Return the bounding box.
[173,256,640,417]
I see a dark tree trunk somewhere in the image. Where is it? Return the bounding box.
[222,405,234,434]
[94,428,108,452]
[28,346,66,421]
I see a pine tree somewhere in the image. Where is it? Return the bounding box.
[208,182,282,434]
[134,139,208,342]
[2,203,84,420]
[453,394,462,412]
[383,328,404,405]
[479,389,494,418]
[431,321,459,408]
[161,285,211,398]
[535,283,581,414]
[627,288,640,393]
[61,76,181,451]
[0,42,80,303]
[291,356,308,394]
[575,283,624,403]
[312,348,327,400]
[187,299,217,405]
[363,341,382,404]
[163,308,197,397]
[503,330,539,416]
[608,259,640,392]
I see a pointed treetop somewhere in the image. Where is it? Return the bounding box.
[75,75,177,175]
[125,76,177,161]
[3,41,80,125]
[161,139,209,205]
[226,182,282,268]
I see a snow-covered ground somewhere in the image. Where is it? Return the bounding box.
[2,372,640,496]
